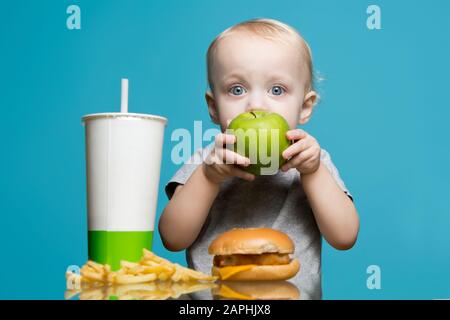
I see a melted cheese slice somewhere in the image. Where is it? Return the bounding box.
[218,264,257,280]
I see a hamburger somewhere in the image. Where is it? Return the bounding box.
[208,228,300,281]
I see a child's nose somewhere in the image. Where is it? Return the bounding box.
[245,91,268,112]
[245,101,268,112]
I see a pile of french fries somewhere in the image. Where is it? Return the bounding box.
[66,249,217,291]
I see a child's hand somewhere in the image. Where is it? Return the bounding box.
[281,129,321,175]
[202,133,255,185]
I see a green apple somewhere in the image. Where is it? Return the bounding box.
[227,110,291,176]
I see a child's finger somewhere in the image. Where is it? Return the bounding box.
[286,129,308,141]
[218,149,251,166]
[281,148,314,171]
[282,139,309,160]
[215,133,236,148]
[230,166,255,181]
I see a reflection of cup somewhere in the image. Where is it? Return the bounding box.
[82,112,167,271]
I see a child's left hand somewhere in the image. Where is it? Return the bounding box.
[280,129,321,175]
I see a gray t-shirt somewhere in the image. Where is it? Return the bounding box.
[164,143,352,300]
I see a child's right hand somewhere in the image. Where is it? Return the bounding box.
[202,133,255,185]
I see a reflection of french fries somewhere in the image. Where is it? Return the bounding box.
[79,288,105,300]
[66,249,217,292]
[66,281,217,300]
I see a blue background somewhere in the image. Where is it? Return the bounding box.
[1,0,449,299]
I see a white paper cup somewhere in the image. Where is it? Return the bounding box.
[82,112,167,270]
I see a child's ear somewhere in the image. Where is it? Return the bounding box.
[299,91,318,125]
[205,90,220,124]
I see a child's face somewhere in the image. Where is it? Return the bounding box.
[206,32,316,131]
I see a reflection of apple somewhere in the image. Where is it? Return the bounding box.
[227,110,291,175]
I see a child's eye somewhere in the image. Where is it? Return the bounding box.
[270,85,285,96]
[229,85,247,96]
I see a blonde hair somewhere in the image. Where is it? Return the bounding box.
[206,18,315,92]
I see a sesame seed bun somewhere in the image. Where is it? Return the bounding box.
[208,228,295,255]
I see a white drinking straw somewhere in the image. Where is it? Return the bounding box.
[121,78,129,113]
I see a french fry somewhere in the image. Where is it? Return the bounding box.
[181,273,190,282]
[126,265,146,275]
[107,272,117,284]
[120,261,139,269]
[81,270,105,282]
[87,260,105,274]
[141,260,160,267]
[158,272,170,281]
[115,273,157,285]
[171,269,183,282]
[66,272,102,290]
[142,249,172,265]
[143,265,173,275]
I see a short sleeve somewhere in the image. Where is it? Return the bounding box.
[164,144,213,200]
[320,148,353,201]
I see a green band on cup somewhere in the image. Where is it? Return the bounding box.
[88,230,153,271]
